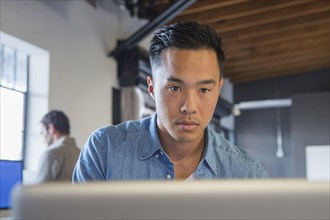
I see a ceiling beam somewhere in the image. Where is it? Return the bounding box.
[174,0,310,24]
[224,23,329,52]
[229,59,329,83]
[180,0,249,15]
[219,11,329,42]
[232,66,329,84]
[209,1,330,33]
[226,50,329,75]
[226,34,329,62]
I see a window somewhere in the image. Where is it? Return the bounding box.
[0,43,28,209]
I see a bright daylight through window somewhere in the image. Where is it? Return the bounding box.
[0,44,28,161]
[0,43,28,209]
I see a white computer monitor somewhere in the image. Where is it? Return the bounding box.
[11,179,329,220]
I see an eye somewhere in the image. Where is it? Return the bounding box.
[200,88,211,94]
[169,86,181,92]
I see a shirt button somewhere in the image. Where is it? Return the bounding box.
[160,151,164,155]
[155,154,159,158]
[166,174,171,179]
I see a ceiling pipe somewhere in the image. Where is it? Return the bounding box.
[233,98,292,116]
[109,0,196,59]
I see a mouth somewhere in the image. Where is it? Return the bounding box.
[176,121,199,131]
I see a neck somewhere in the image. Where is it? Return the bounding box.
[53,133,66,141]
[158,129,205,163]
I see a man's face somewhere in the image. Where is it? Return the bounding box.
[40,124,54,146]
[148,48,223,144]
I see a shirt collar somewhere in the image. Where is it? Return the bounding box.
[140,113,163,160]
[49,135,67,149]
[139,114,220,176]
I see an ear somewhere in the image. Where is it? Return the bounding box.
[147,76,155,100]
[48,123,56,134]
[218,78,224,94]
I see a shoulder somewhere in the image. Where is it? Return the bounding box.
[221,136,256,162]
[46,137,79,156]
[207,128,268,178]
[82,116,152,154]
[41,147,62,162]
[92,116,151,140]
[208,129,254,161]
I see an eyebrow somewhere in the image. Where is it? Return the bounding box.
[167,77,216,85]
[167,77,183,83]
[197,79,216,85]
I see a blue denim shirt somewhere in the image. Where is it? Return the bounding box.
[73,114,267,182]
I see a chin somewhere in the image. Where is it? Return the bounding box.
[176,138,196,143]
[172,133,198,143]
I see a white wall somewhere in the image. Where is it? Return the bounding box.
[0,0,146,179]
[1,0,117,147]
[0,0,148,146]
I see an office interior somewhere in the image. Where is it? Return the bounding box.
[1,0,329,218]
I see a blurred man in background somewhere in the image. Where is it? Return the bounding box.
[37,110,80,183]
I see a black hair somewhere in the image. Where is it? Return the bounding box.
[149,21,225,78]
[41,110,70,135]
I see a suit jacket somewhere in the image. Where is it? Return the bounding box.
[37,136,80,183]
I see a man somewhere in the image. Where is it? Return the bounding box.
[37,110,80,183]
[73,22,267,182]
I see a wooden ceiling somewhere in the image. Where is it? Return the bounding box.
[143,0,330,84]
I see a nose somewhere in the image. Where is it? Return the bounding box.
[180,92,197,115]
